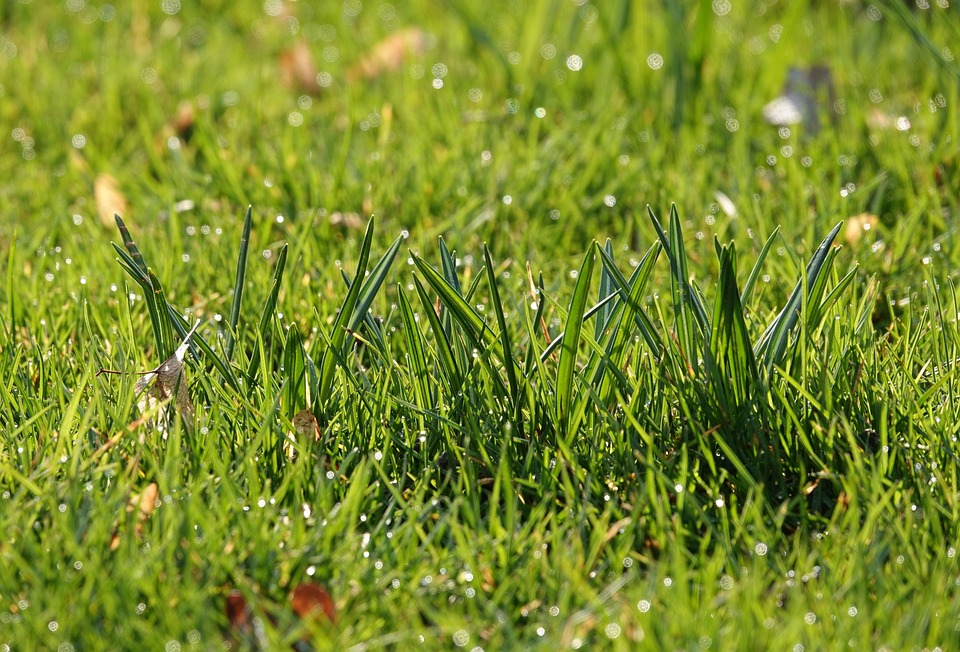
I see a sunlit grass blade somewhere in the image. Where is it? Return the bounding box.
[111,238,171,359]
[282,323,306,414]
[411,254,495,350]
[596,241,664,359]
[347,231,404,332]
[246,243,288,383]
[540,289,623,362]
[438,236,462,295]
[809,264,859,330]
[146,270,175,359]
[648,205,709,373]
[741,226,781,306]
[317,218,374,409]
[413,276,462,389]
[483,244,523,435]
[397,284,432,415]
[756,222,843,374]
[114,214,148,274]
[706,241,759,420]
[556,242,596,436]
[595,239,616,340]
[225,205,252,362]
[595,242,663,401]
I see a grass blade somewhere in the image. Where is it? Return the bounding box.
[740,226,781,306]
[397,284,432,413]
[225,205,252,362]
[595,239,616,340]
[706,241,759,420]
[413,275,462,388]
[411,254,496,349]
[317,217,374,408]
[756,222,843,374]
[556,242,596,436]
[347,231,404,331]
[246,243,288,383]
[114,214,148,274]
[483,244,522,433]
[282,323,306,414]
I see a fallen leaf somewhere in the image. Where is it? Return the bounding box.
[284,409,321,460]
[328,212,364,230]
[290,582,337,624]
[347,28,428,82]
[94,174,129,228]
[135,320,201,433]
[137,483,160,518]
[173,101,196,140]
[225,590,253,636]
[280,40,322,94]
[109,482,160,550]
[844,212,878,245]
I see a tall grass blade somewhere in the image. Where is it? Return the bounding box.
[595,239,616,340]
[484,245,521,408]
[346,231,404,332]
[282,323,306,414]
[413,276,462,388]
[648,205,708,372]
[756,222,843,375]
[246,243,288,383]
[557,242,596,436]
[411,254,495,349]
[596,241,664,359]
[706,241,759,420]
[741,226,781,306]
[317,218,374,408]
[397,284,432,414]
[225,206,252,362]
[114,214,148,274]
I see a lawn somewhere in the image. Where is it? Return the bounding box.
[1,1,959,649]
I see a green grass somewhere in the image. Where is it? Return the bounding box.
[2,1,960,649]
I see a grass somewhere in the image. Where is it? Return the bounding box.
[1,1,959,649]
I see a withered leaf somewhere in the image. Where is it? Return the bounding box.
[290,582,337,624]
[94,173,129,228]
[225,590,253,635]
[173,100,196,140]
[347,28,428,82]
[280,40,322,95]
[844,212,878,246]
[284,409,321,461]
[109,482,160,550]
[135,320,200,433]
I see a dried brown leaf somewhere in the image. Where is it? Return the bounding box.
[109,482,161,551]
[225,590,253,635]
[173,101,196,140]
[844,212,878,245]
[94,173,128,228]
[135,321,200,433]
[328,212,364,230]
[290,582,337,624]
[284,409,321,461]
[280,40,322,94]
[347,28,428,82]
[137,483,160,519]
[292,409,321,440]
